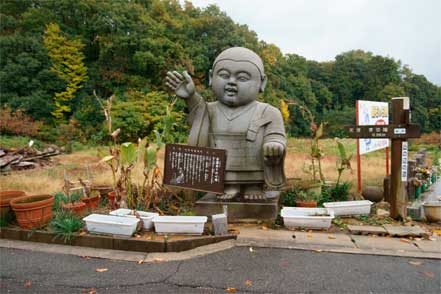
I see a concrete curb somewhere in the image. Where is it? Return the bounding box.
[235,237,441,260]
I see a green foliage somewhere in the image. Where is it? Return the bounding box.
[43,23,88,122]
[319,182,351,206]
[53,192,68,210]
[1,0,440,141]
[50,210,84,243]
[0,135,44,150]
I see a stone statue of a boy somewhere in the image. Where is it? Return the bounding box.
[166,47,286,200]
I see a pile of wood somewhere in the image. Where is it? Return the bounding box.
[0,145,62,173]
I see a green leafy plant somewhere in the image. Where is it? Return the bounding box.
[51,211,84,242]
[335,138,352,185]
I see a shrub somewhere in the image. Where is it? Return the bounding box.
[0,106,43,136]
[50,210,84,243]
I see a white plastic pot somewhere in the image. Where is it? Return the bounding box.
[153,216,207,235]
[83,214,139,236]
[323,200,373,216]
[423,201,441,222]
[281,207,334,229]
[109,208,159,230]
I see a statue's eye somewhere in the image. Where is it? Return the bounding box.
[219,72,229,79]
[237,76,249,82]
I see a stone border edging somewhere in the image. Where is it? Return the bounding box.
[0,227,236,253]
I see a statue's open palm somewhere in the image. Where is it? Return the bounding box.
[166,71,195,99]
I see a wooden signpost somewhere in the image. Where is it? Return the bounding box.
[346,97,422,218]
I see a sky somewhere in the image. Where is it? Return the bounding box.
[188,0,441,85]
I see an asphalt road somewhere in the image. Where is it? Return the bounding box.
[0,246,440,294]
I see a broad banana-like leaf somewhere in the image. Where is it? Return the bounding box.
[154,130,163,150]
[120,142,137,165]
[144,146,157,171]
[99,155,114,163]
[315,123,324,139]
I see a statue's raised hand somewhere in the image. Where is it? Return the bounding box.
[166,71,195,99]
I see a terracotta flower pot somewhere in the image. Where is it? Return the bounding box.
[107,191,119,209]
[296,201,317,208]
[0,191,26,216]
[62,201,87,215]
[81,195,100,209]
[10,194,54,229]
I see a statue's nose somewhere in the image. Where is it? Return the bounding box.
[227,77,237,85]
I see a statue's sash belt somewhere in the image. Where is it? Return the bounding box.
[246,117,272,141]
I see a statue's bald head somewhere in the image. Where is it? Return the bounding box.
[212,47,265,79]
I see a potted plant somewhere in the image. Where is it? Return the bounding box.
[10,194,54,229]
[295,191,320,208]
[77,179,100,209]
[0,190,26,217]
[59,192,87,216]
[412,178,422,199]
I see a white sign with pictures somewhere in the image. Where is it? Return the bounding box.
[357,100,389,154]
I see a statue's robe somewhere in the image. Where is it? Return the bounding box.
[186,94,286,190]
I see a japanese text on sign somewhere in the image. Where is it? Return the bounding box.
[163,144,226,194]
[401,141,408,182]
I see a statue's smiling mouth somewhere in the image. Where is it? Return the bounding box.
[225,87,237,96]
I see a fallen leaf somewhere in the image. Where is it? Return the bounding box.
[226,287,237,292]
[400,238,411,243]
[138,260,144,265]
[134,234,141,238]
[433,229,441,236]
[414,238,422,241]
[307,230,312,233]
[422,271,435,278]
[260,225,268,230]
[306,234,313,238]
[408,261,423,266]
[81,256,91,260]
[328,235,336,239]
[249,247,254,253]
[244,280,252,286]
[24,281,32,287]
[79,231,87,236]
[313,249,322,253]
[428,237,436,241]
[95,268,108,272]
[82,288,96,294]
[153,258,166,263]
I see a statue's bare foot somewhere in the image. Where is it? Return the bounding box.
[217,185,240,200]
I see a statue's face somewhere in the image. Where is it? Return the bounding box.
[210,60,263,107]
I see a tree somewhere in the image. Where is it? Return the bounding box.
[43,22,87,122]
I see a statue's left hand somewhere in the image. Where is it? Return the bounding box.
[263,142,284,163]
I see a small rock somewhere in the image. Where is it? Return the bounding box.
[376,208,390,217]
[375,201,390,210]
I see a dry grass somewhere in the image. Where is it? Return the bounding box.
[0,138,436,195]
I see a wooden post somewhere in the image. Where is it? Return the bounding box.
[389,97,409,219]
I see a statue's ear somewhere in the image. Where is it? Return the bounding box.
[260,75,268,92]
[209,69,213,87]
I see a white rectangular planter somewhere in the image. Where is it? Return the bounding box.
[281,207,334,229]
[323,200,373,216]
[109,209,159,231]
[153,216,207,235]
[83,214,139,236]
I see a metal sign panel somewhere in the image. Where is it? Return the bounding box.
[345,124,421,139]
[401,141,408,182]
[163,144,226,194]
[357,100,389,154]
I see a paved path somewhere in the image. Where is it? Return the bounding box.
[424,179,441,202]
[1,246,440,294]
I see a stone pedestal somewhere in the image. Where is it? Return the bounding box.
[195,192,279,222]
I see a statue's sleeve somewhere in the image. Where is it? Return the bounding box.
[263,106,286,148]
[262,105,287,190]
[186,93,210,147]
